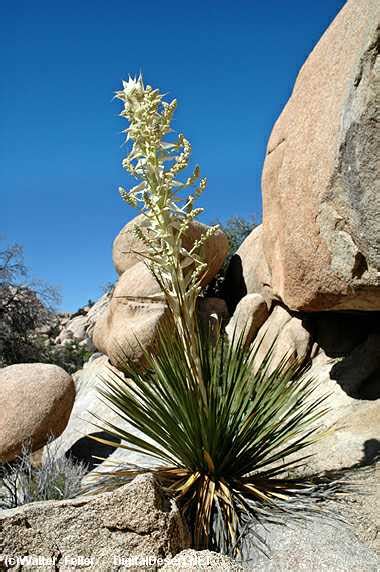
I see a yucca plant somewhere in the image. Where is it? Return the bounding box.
[90,75,339,556]
[92,322,335,555]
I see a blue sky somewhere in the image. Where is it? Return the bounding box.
[1,0,346,311]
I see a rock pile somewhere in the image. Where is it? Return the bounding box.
[223,0,380,476]
[92,216,229,370]
[36,294,110,368]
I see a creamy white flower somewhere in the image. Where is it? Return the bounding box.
[121,74,144,101]
[117,76,219,392]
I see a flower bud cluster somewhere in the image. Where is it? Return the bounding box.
[116,75,218,389]
[116,75,218,312]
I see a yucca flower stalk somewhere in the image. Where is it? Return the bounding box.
[115,75,217,403]
[91,76,343,557]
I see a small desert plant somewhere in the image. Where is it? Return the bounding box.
[0,438,87,509]
[43,340,93,374]
[91,76,338,556]
[219,215,256,264]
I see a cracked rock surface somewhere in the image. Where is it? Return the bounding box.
[0,474,189,571]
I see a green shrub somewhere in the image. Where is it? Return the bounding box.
[42,340,92,374]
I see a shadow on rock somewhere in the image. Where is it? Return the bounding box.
[222,254,247,315]
[329,332,380,399]
[307,311,380,359]
[361,439,380,466]
[65,431,121,472]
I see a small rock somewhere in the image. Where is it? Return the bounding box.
[197,297,230,329]
[251,305,312,372]
[226,293,269,347]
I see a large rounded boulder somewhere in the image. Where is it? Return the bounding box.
[260,0,380,311]
[112,214,229,286]
[94,215,229,369]
[0,363,75,462]
[92,262,169,368]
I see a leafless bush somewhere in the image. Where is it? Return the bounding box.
[0,438,87,509]
[0,240,61,366]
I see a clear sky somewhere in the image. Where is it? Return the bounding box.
[1,0,346,311]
